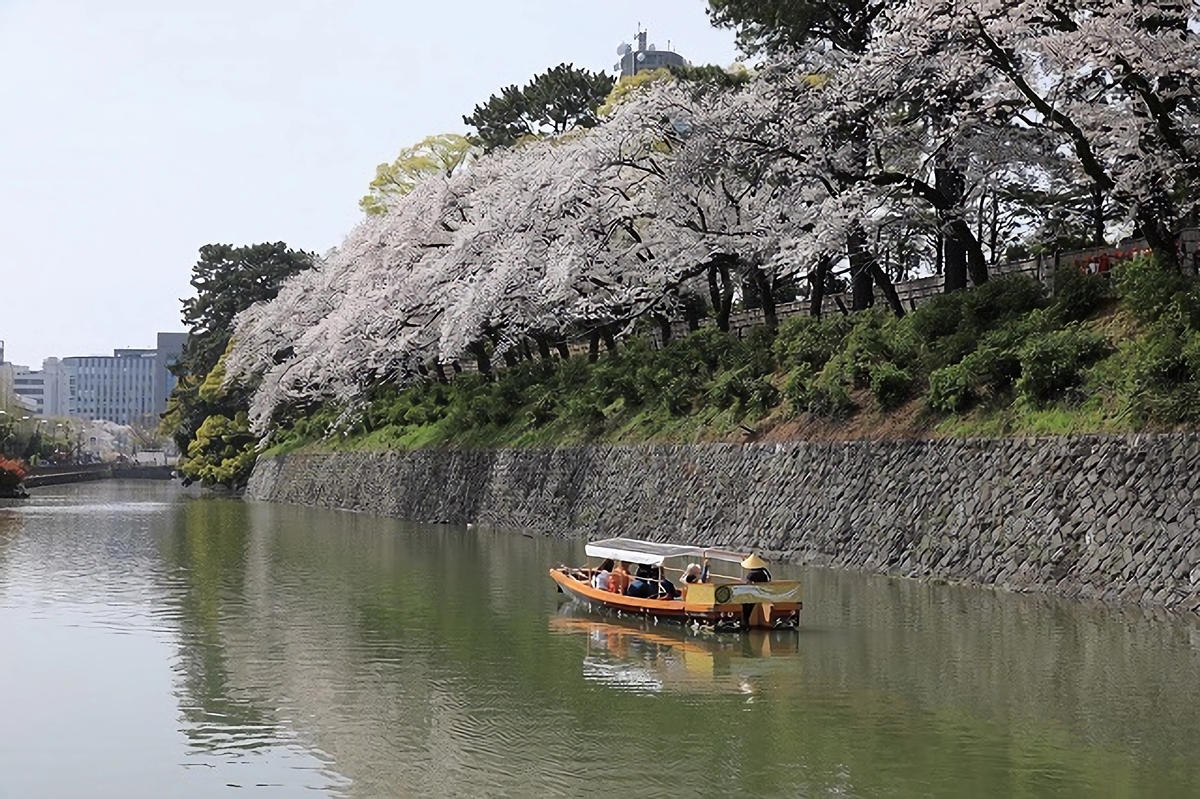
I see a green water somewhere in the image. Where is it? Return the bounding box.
[2,482,1199,797]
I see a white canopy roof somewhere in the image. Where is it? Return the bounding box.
[585,537,752,567]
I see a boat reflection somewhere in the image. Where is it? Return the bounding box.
[550,605,800,696]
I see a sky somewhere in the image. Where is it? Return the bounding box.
[0,0,740,368]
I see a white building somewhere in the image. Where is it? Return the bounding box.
[9,358,74,418]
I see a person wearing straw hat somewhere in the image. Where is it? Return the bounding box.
[741,553,772,583]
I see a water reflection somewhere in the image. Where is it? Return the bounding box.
[6,483,1200,797]
[550,605,798,695]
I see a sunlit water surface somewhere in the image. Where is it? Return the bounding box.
[2,482,1200,797]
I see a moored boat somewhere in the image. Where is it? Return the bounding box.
[550,537,801,631]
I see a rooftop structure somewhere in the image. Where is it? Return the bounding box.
[614,29,688,77]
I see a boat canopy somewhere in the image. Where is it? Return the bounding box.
[585,537,751,567]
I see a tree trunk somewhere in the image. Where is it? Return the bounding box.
[707,257,736,332]
[752,268,778,330]
[588,330,600,363]
[434,362,449,384]
[937,164,968,293]
[809,257,831,318]
[534,335,552,361]
[556,339,571,360]
[943,222,968,293]
[467,341,492,379]
[656,315,672,347]
[1139,213,1181,272]
[989,192,1000,264]
[869,261,905,318]
[953,218,989,286]
[707,264,722,318]
[1091,183,1105,246]
[847,225,875,311]
[601,324,617,353]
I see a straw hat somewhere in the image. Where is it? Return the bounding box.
[741,553,769,570]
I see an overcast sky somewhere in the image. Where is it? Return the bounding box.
[0,0,739,367]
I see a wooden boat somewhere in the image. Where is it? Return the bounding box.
[550,537,802,631]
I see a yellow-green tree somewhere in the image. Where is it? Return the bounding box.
[359,133,473,215]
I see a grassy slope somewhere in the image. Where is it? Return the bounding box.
[264,259,1200,456]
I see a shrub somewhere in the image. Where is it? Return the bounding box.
[1125,326,1200,424]
[773,315,851,373]
[961,275,1048,332]
[911,275,1047,368]
[1017,327,1112,406]
[781,369,815,413]
[807,379,856,418]
[927,362,973,413]
[705,368,781,415]
[926,344,1023,414]
[869,362,913,411]
[1052,266,1112,323]
[832,309,916,390]
[1113,256,1197,326]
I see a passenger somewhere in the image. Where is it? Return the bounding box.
[592,558,614,591]
[608,561,631,595]
[625,564,657,599]
[681,563,703,584]
[656,566,680,600]
[741,553,772,583]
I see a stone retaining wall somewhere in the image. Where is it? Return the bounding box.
[248,435,1200,613]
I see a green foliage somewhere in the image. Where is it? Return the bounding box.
[910,275,1048,367]
[707,0,876,55]
[802,310,917,415]
[1051,266,1113,323]
[1125,325,1200,424]
[1112,256,1200,328]
[464,64,615,151]
[181,412,258,489]
[927,344,1024,414]
[869,363,913,411]
[1017,327,1112,407]
[927,362,974,414]
[360,133,472,215]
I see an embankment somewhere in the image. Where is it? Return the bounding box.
[24,463,175,488]
[248,435,1200,613]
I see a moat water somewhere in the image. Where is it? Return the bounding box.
[2,481,1200,797]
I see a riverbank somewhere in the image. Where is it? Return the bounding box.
[249,433,1200,614]
[21,463,175,489]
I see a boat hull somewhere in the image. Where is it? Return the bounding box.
[551,568,801,631]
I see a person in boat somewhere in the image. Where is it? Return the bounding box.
[625,564,658,599]
[656,566,680,600]
[741,553,772,583]
[681,563,703,584]
[592,559,614,591]
[608,561,631,595]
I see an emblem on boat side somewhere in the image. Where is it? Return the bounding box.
[714,585,733,603]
